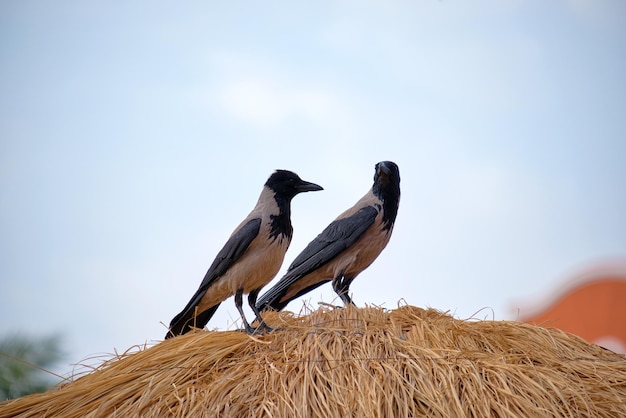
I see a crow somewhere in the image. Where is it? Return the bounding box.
[165,170,322,338]
[256,161,400,312]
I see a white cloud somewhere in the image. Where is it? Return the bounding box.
[205,50,346,131]
[219,77,337,129]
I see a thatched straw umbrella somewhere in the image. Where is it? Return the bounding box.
[2,305,625,417]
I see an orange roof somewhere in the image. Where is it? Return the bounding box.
[515,260,626,354]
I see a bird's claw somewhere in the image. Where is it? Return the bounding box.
[241,322,274,335]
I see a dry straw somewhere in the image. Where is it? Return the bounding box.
[2,305,625,417]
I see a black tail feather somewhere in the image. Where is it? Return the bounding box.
[256,280,329,313]
[164,303,221,339]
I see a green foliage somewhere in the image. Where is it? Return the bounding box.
[0,334,65,401]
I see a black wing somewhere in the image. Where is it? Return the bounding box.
[197,217,262,291]
[257,206,378,311]
[166,217,262,337]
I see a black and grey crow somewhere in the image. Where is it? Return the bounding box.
[165,170,322,338]
[256,161,400,312]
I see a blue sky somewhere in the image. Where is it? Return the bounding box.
[1,0,625,377]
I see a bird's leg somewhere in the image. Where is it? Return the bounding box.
[234,288,255,334]
[339,292,353,306]
[332,275,355,307]
[248,288,274,333]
